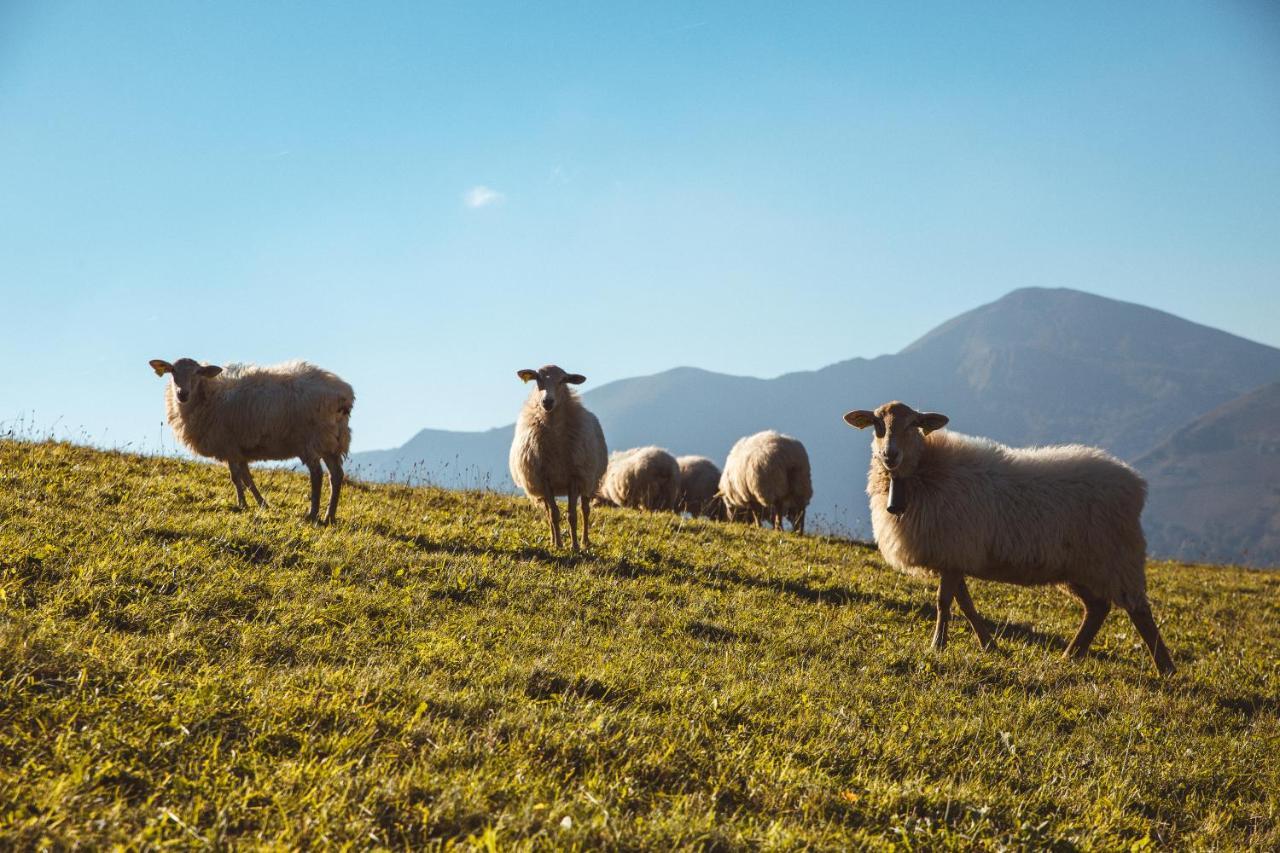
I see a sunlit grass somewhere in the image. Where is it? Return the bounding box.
[1,439,1277,848]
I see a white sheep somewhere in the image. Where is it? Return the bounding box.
[508,365,608,551]
[676,455,723,519]
[149,358,355,523]
[718,430,813,533]
[843,400,1176,675]
[598,446,681,511]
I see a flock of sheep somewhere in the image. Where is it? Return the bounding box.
[508,366,815,550]
[147,358,1177,675]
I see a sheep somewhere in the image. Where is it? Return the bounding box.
[149,358,354,523]
[676,455,724,519]
[508,365,608,551]
[843,400,1176,675]
[718,430,812,533]
[598,446,681,511]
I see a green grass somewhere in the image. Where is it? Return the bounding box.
[1,439,1278,849]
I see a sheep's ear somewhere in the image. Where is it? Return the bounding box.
[843,410,877,429]
[197,364,223,378]
[564,373,586,385]
[149,359,173,376]
[517,369,538,383]
[917,412,949,434]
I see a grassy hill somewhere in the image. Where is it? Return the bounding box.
[2,440,1278,849]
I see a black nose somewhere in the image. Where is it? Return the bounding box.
[884,451,901,469]
[177,391,189,403]
[541,400,554,411]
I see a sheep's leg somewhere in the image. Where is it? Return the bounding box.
[952,577,996,650]
[303,457,323,522]
[795,509,805,535]
[581,495,592,550]
[932,573,959,651]
[566,483,580,553]
[1064,584,1111,660]
[228,462,248,510]
[237,462,269,508]
[1125,605,1176,676]
[322,454,344,524]
[544,497,563,549]
[541,499,554,545]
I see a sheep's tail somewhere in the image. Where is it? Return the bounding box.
[788,461,811,501]
[334,392,354,458]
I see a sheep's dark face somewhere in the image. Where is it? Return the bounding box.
[517,364,586,413]
[843,402,949,513]
[149,357,223,405]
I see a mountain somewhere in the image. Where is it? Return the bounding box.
[351,287,1280,556]
[351,426,514,491]
[1136,381,1280,568]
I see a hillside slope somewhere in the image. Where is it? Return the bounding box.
[1137,381,1280,568]
[2,440,1278,848]
[351,288,1280,554]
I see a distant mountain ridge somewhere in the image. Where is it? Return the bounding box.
[1137,381,1280,567]
[351,288,1280,566]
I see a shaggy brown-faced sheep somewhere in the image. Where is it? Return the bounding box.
[676,455,724,519]
[598,446,681,511]
[509,365,608,551]
[719,430,812,533]
[149,358,354,523]
[843,400,1175,675]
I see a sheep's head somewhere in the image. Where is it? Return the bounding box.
[843,401,948,514]
[516,364,585,413]
[149,358,223,405]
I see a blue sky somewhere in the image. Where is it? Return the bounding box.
[2,1,1278,451]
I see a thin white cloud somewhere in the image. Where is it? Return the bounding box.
[464,185,506,209]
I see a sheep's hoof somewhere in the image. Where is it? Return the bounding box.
[979,637,998,652]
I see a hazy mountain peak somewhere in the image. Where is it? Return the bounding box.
[1138,380,1280,567]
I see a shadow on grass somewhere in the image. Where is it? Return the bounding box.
[991,619,1072,654]
[366,523,589,569]
[685,619,755,644]
[524,667,633,706]
[144,526,277,565]
[1215,692,1280,720]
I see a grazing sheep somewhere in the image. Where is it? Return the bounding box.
[149,358,354,523]
[598,446,681,511]
[509,365,608,551]
[843,400,1176,675]
[718,430,812,533]
[676,455,724,519]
